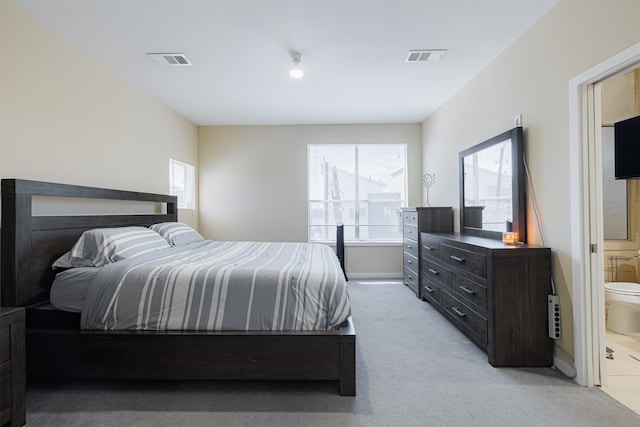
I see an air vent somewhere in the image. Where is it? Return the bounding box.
[405,49,447,63]
[147,53,192,66]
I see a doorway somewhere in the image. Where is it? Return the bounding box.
[569,42,640,394]
[595,68,640,413]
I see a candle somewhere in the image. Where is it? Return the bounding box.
[502,232,519,245]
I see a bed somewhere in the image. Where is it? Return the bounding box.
[0,179,356,396]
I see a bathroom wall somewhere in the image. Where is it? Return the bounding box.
[602,69,640,283]
[603,175,639,282]
[603,179,640,283]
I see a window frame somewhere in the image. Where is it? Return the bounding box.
[307,143,408,245]
[169,158,196,210]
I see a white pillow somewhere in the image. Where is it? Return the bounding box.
[149,222,204,246]
[54,226,170,268]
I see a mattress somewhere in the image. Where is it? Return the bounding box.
[76,240,350,331]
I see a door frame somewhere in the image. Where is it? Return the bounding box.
[569,42,640,387]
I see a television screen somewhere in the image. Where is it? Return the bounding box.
[614,116,640,179]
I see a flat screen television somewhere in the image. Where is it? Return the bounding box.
[614,116,640,179]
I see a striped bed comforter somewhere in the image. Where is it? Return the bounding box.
[81,240,351,331]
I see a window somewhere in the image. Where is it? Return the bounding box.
[169,159,195,209]
[308,144,407,243]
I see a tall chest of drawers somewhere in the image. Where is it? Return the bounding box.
[421,232,553,367]
[401,207,453,298]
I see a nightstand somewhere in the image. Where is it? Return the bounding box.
[0,307,26,427]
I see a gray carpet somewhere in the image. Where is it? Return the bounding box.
[26,280,640,426]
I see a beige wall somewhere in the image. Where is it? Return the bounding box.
[422,0,640,370]
[198,123,422,278]
[0,1,199,227]
[5,0,639,348]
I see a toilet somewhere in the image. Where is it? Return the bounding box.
[604,282,640,336]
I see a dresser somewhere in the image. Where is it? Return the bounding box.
[401,207,453,298]
[420,233,553,367]
[0,307,26,427]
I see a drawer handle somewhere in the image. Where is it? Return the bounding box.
[450,255,465,263]
[424,245,434,251]
[408,230,413,234]
[407,244,413,249]
[452,307,466,318]
[407,259,413,264]
[460,286,476,295]
[425,285,434,293]
[428,268,439,276]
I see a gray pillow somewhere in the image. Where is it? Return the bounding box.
[56,226,170,268]
[150,222,204,246]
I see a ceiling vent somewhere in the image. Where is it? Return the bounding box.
[404,49,447,63]
[147,53,192,66]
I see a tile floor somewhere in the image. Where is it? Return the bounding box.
[602,330,640,415]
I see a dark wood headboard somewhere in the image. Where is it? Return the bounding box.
[1,179,178,307]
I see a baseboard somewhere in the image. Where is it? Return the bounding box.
[347,272,403,280]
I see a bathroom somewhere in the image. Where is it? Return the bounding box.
[600,68,640,412]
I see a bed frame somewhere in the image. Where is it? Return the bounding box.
[0,179,355,396]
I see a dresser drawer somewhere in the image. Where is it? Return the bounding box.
[422,258,453,289]
[421,233,440,259]
[403,266,419,294]
[0,325,9,364]
[403,238,419,258]
[403,251,419,272]
[0,372,11,424]
[421,276,441,305]
[403,223,418,240]
[455,274,488,313]
[402,210,418,226]
[441,291,487,346]
[440,243,487,278]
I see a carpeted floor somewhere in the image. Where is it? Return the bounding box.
[25,280,640,426]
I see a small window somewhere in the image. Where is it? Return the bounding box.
[169,159,195,209]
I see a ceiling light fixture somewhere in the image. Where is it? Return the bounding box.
[289,52,304,78]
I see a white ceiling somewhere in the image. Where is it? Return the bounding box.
[13,0,558,126]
